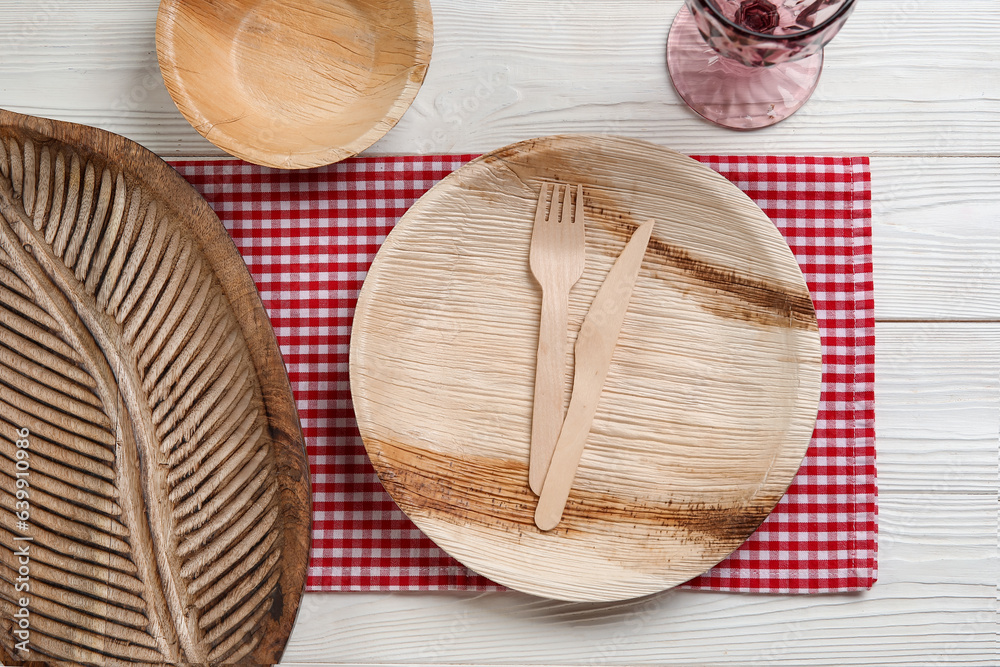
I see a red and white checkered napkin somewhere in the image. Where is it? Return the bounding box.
[171,155,876,594]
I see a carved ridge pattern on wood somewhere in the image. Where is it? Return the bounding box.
[0,127,289,664]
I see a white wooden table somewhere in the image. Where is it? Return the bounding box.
[2,1,996,664]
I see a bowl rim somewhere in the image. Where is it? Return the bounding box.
[155,0,434,170]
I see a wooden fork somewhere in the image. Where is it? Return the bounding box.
[528,182,587,495]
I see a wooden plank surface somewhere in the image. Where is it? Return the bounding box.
[876,322,999,495]
[0,1,997,157]
[282,325,999,666]
[0,0,995,664]
[281,495,996,665]
[872,158,1000,321]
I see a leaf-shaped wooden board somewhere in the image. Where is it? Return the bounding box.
[0,110,310,665]
[350,135,822,602]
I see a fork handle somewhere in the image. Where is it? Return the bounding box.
[529,287,570,495]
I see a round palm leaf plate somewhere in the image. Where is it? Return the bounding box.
[350,134,821,602]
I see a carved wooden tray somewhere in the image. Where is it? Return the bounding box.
[350,135,822,602]
[0,110,310,665]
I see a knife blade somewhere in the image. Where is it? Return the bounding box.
[535,218,655,531]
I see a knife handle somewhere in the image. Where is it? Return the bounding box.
[534,368,603,531]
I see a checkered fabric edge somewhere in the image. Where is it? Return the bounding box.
[169,154,877,594]
[683,156,877,592]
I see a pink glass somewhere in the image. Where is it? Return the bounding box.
[667,0,856,129]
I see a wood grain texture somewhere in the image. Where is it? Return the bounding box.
[350,135,821,602]
[283,502,997,665]
[874,322,1000,495]
[0,1,996,157]
[0,110,310,665]
[872,157,1000,320]
[284,323,999,665]
[0,1,994,662]
[155,0,433,168]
